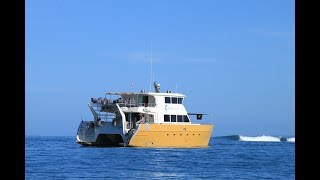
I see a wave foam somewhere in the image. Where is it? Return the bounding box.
[218,135,295,143]
[239,135,281,142]
[287,137,295,142]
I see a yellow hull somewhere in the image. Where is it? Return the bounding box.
[128,124,213,147]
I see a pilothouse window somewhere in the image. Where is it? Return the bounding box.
[172,97,177,104]
[165,97,183,104]
[183,115,190,122]
[164,115,170,122]
[165,97,171,103]
[171,115,177,122]
[164,114,189,123]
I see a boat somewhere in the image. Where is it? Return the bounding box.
[76,81,214,147]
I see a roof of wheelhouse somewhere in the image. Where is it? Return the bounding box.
[105,92,186,97]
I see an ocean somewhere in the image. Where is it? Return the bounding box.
[26,135,295,179]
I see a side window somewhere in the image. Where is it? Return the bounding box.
[164,115,170,122]
[183,115,190,122]
[177,115,183,122]
[172,97,177,104]
[178,98,183,104]
[171,115,177,122]
[165,97,171,103]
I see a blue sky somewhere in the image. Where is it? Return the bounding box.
[26,0,294,136]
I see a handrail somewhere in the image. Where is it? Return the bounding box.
[117,102,156,107]
[88,103,98,121]
[91,99,156,108]
[138,103,156,107]
[115,104,127,135]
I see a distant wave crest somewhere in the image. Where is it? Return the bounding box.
[287,137,295,142]
[219,135,295,143]
[240,135,280,142]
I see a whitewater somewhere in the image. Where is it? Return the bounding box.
[238,135,295,142]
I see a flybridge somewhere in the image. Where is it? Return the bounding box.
[105,92,185,97]
[105,81,185,97]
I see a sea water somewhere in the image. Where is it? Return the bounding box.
[26,135,294,179]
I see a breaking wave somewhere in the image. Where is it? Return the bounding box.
[240,135,281,142]
[218,135,295,143]
[287,137,295,142]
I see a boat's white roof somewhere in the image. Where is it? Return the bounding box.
[106,92,186,97]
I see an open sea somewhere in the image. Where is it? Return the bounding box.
[26,135,295,179]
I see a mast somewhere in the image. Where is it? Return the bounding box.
[149,44,153,92]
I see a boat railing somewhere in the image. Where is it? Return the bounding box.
[117,99,136,107]
[117,101,156,107]
[137,103,156,107]
[89,103,117,122]
[97,113,116,122]
[126,122,134,129]
[125,121,147,130]
[91,98,156,108]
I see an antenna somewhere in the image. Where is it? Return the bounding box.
[149,44,153,92]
